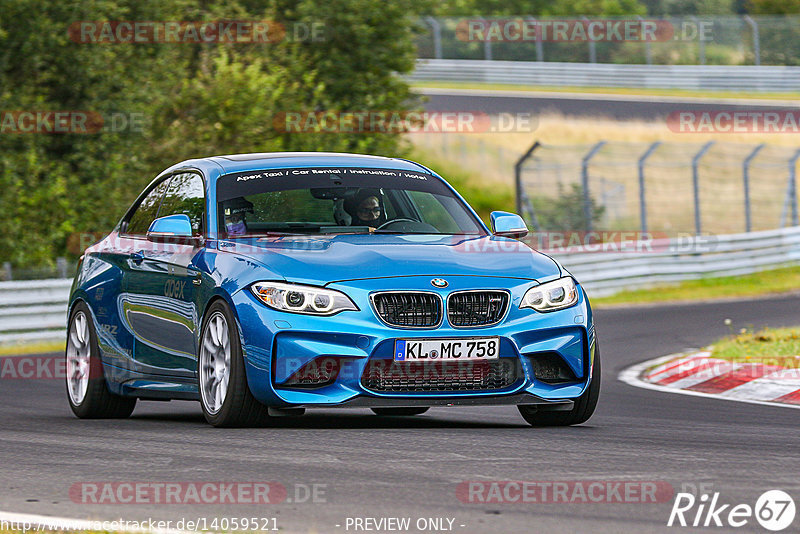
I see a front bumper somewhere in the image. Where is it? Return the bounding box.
[231,275,596,408]
[291,393,574,411]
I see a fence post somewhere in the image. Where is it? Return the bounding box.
[790,149,800,227]
[637,15,652,65]
[692,142,714,235]
[638,142,661,234]
[527,17,544,62]
[582,141,606,232]
[2,262,11,281]
[424,17,443,59]
[690,16,706,65]
[515,141,541,230]
[744,15,760,66]
[581,16,597,63]
[483,20,493,61]
[56,257,68,279]
[742,144,765,233]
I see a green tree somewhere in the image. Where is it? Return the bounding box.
[747,0,800,13]
[747,0,800,64]
[0,0,425,267]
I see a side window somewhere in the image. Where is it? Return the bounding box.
[157,173,205,234]
[125,180,170,235]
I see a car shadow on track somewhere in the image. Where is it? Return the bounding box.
[126,411,533,429]
[27,411,597,431]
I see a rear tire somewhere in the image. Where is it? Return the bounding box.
[518,346,600,427]
[371,407,429,416]
[198,300,271,427]
[66,302,136,419]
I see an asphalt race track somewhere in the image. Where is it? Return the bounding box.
[419,87,800,120]
[1,294,799,534]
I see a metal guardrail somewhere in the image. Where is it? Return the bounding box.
[415,15,800,67]
[0,227,798,344]
[410,59,800,92]
[0,279,71,344]
[551,226,800,296]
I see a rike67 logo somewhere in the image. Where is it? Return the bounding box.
[668,490,796,531]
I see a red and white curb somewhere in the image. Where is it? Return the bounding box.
[619,350,800,409]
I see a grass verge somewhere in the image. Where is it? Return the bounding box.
[710,326,800,365]
[0,341,65,356]
[407,146,515,222]
[412,80,800,101]
[591,265,800,307]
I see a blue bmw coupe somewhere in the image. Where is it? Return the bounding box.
[66,152,599,427]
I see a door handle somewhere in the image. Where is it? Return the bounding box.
[130,252,144,264]
[188,269,202,285]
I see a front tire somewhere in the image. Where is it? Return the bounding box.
[66,302,136,419]
[198,300,270,427]
[518,347,601,427]
[371,407,429,416]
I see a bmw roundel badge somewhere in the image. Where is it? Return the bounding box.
[431,278,448,288]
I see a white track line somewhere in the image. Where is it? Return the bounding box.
[618,352,800,411]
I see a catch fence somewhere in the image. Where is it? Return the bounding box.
[517,141,800,236]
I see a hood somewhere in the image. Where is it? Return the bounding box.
[220,234,561,286]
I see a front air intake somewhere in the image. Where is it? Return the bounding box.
[447,290,509,327]
[361,358,522,392]
[371,292,443,328]
[528,352,578,383]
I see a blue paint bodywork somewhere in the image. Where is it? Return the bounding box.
[69,152,596,408]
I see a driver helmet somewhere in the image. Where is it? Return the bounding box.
[345,188,386,228]
[223,197,254,236]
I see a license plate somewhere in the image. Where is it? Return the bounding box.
[394,337,500,362]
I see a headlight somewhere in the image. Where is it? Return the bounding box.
[251,282,358,316]
[520,277,579,312]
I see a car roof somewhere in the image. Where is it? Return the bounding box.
[172,152,434,177]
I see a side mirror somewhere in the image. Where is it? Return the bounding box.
[147,214,200,245]
[490,211,529,239]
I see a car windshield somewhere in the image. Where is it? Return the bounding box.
[216,166,487,237]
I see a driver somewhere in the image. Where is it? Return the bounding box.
[345,189,387,229]
[223,197,254,236]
